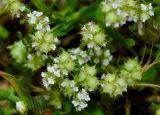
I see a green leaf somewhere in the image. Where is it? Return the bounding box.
[142,66,158,83]
[0,71,42,115]
[0,88,19,103]
[0,108,5,115]
[31,0,50,12]
[126,38,136,48]
[0,26,9,39]
[67,0,78,10]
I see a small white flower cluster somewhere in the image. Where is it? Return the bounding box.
[24,52,47,71]
[69,48,88,65]
[72,88,90,111]
[27,11,50,32]
[88,47,113,66]
[41,72,55,90]
[41,51,75,89]
[80,22,106,48]
[31,31,59,53]
[61,80,79,92]
[101,0,154,27]
[59,79,90,111]
[79,22,113,66]
[140,3,154,22]
[69,45,112,67]
[26,11,60,53]
[60,79,79,98]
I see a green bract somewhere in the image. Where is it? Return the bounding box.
[8,40,27,63]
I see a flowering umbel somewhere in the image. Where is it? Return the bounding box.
[101,0,154,27]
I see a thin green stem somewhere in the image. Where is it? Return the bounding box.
[135,82,160,89]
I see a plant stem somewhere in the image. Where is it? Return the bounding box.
[135,82,160,89]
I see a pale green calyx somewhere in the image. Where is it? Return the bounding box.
[32,31,59,53]
[80,22,106,48]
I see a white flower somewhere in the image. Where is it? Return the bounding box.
[116,9,121,15]
[27,54,33,60]
[141,4,147,11]
[148,3,153,10]
[50,44,56,50]
[54,37,59,43]
[42,54,48,59]
[87,34,93,39]
[16,13,20,18]
[112,3,118,9]
[70,80,75,87]
[81,25,87,30]
[43,17,49,22]
[72,101,79,107]
[61,81,68,87]
[105,22,111,27]
[78,58,85,65]
[41,72,47,77]
[104,50,111,57]
[33,11,43,17]
[149,10,154,16]
[71,55,77,60]
[62,69,68,75]
[47,66,55,72]
[47,77,55,84]
[16,101,26,113]
[27,13,33,17]
[90,25,94,31]
[73,87,79,92]
[141,14,149,22]
[28,16,36,24]
[54,58,59,63]
[42,79,49,89]
[103,59,109,66]
[36,23,43,30]
[20,6,26,12]
[44,25,50,31]
[54,69,60,77]
[71,48,80,54]
[87,42,94,48]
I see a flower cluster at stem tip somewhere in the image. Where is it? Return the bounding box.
[3,0,25,17]
[101,0,154,27]
[26,10,60,53]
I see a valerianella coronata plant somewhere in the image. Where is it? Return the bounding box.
[26,11,60,53]
[101,0,154,27]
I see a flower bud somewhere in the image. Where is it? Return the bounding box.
[16,101,26,113]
